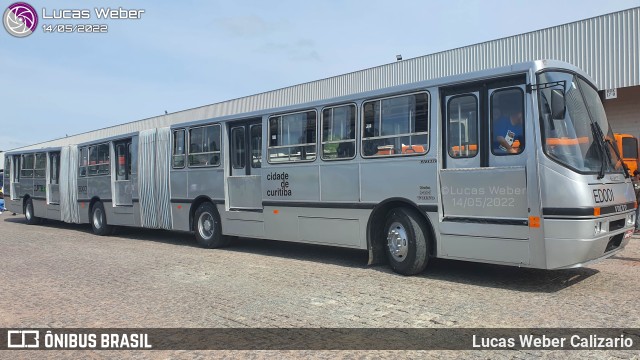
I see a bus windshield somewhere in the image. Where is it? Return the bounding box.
[537,71,621,174]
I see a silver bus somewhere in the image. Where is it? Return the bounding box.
[3,60,637,275]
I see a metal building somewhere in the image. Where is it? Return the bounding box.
[10,6,640,154]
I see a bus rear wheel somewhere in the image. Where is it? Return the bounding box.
[194,202,229,248]
[91,201,112,236]
[384,207,429,275]
[24,198,41,225]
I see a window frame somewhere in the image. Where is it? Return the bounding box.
[187,123,222,168]
[87,143,110,177]
[50,152,60,185]
[250,124,262,169]
[13,155,21,182]
[267,109,318,164]
[361,91,430,159]
[446,93,479,159]
[172,129,186,169]
[34,153,47,178]
[20,153,34,178]
[321,103,357,161]
[230,126,246,170]
[114,140,132,181]
[489,87,525,156]
[79,147,88,177]
[3,157,9,180]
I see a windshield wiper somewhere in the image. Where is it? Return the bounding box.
[590,121,608,180]
[604,137,631,178]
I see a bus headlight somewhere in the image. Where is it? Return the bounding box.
[628,213,636,226]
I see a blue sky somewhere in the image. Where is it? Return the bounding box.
[2,0,639,151]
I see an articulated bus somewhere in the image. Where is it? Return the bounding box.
[3,60,637,275]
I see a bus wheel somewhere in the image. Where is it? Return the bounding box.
[384,208,429,275]
[91,201,112,236]
[194,202,229,248]
[24,198,41,225]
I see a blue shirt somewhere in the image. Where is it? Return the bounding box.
[493,116,523,153]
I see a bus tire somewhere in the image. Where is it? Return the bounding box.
[384,207,429,275]
[91,201,112,236]
[24,198,41,225]
[194,202,228,248]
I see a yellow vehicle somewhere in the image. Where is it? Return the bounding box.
[614,133,639,176]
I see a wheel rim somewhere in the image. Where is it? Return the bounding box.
[198,212,215,240]
[387,221,409,262]
[26,204,32,220]
[93,208,103,229]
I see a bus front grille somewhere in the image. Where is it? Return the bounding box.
[609,219,626,232]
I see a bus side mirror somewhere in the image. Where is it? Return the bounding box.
[550,89,566,120]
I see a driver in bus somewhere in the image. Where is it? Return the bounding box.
[493,107,524,154]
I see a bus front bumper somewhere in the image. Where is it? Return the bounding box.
[544,218,635,269]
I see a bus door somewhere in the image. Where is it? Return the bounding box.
[227,119,262,210]
[48,152,60,204]
[439,77,530,264]
[113,139,133,206]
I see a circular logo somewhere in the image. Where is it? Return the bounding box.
[3,2,38,37]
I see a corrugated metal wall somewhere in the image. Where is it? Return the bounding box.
[604,87,640,138]
[13,7,640,152]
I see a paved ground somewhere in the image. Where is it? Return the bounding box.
[0,214,639,359]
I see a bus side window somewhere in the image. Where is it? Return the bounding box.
[447,95,478,158]
[362,93,429,158]
[3,157,9,181]
[20,154,34,178]
[491,88,525,155]
[231,127,246,169]
[50,153,60,185]
[79,147,88,177]
[97,144,110,175]
[127,143,132,176]
[115,143,127,180]
[250,125,262,168]
[88,146,97,175]
[34,153,46,178]
[172,129,186,168]
[267,111,317,163]
[188,124,221,167]
[322,104,356,160]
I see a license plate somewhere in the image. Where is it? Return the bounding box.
[624,229,634,239]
